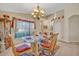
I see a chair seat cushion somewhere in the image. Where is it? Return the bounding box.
[16,44,31,52]
[41,43,51,48]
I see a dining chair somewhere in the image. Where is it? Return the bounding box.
[41,32,58,55]
[4,34,32,56]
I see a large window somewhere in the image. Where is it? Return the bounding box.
[15,19,34,38]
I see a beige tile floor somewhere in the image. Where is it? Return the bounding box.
[0,47,14,56]
[55,41,79,56]
[0,41,79,56]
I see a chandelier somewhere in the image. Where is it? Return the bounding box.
[32,4,44,20]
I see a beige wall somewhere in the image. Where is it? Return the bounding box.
[35,18,46,33]
[64,4,79,42]
[43,10,64,40]
[64,4,79,19]
[43,19,51,32]
[0,11,32,20]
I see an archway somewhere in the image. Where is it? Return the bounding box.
[69,15,79,42]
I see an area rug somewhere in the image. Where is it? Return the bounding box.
[20,45,60,56]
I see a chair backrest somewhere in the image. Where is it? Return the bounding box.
[4,34,13,48]
[4,34,18,55]
[31,34,39,56]
[49,32,58,52]
[32,41,39,56]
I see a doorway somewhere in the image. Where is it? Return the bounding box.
[53,20,63,40]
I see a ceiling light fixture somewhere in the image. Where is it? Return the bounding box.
[31,4,44,20]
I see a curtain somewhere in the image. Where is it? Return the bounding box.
[14,18,34,38]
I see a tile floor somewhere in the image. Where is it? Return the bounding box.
[0,41,79,56]
[55,41,79,56]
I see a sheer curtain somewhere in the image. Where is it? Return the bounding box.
[14,18,34,38]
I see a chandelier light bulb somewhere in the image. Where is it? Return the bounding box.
[32,13,34,15]
[36,10,39,12]
[33,15,36,18]
[34,9,36,12]
[40,10,44,14]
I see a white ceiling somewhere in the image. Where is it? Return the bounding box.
[0,3,78,15]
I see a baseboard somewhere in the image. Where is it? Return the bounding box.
[58,40,79,44]
[57,40,71,44]
[69,40,79,43]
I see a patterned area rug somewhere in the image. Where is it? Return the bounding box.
[20,45,60,56]
[40,45,60,56]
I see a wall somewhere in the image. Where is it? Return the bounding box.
[43,10,64,40]
[43,19,51,33]
[64,4,79,42]
[35,18,46,33]
[34,20,41,33]
[0,11,32,20]
[64,4,79,19]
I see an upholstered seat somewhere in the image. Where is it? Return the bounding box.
[41,43,50,48]
[16,44,31,52]
[41,40,51,48]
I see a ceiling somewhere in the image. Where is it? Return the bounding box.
[0,3,78,15]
